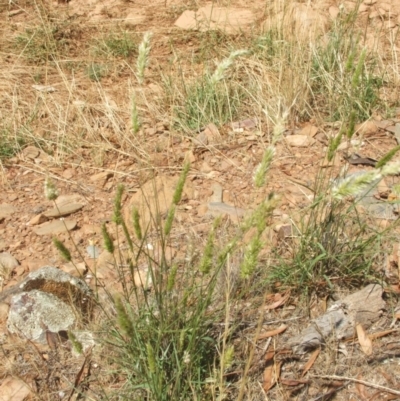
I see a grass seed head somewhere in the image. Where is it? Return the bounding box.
[44,177,59,201]
[137,31,152,84]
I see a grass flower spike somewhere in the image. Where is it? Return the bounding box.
[137,31,152,84]
[253,146,275,188]
[331,170,382,200]
[44,177,59,201]
[210,49,247,86]
[380,162,400,177]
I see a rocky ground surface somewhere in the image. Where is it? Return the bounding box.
[2,0,400,399]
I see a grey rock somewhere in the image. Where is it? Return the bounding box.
[7,290,76,343]
[4,266,94,344]
[0,266,93,312]
[289,284,385,354]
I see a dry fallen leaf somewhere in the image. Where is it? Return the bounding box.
[265,291,290,310]
[355,373,368,400]
[262,360,282,392]
[257,324,287,341]
[368,329,397,340]
[0,377,31,401]
[301,348,320,377]
[356,323,373,356]
[280,378,309,386]
[264,350,275,362]
[369,392,399,401]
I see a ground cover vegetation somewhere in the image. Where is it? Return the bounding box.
[1,0,400,400]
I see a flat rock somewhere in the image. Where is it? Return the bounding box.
[373,119,393,130]
[0,377,31,401]
[263,3,329,40]
[90,171,113,185]
[231,118,258,132]
[124,175,193,231]
[193,131,208,146]
[32,84,56,93]
[285,135,315,147]
[207,202,247,221]
[355,120,378,135]
[0,204,16,219]
[124,9,146,25]
[300,124,318,137]
[33,219,77,235]
[44,203,84,218]
[289,284,385,354]
[55,194,88,208]
[175,5,255,34]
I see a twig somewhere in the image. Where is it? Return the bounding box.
[310,374,400,396]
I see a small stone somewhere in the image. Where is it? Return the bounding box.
[285,135,315,147]
[337,141,350,151]
[44,203,84,218]
[33,219,77,235]
[185,150,196,163]
[386,125,397,134]
[231,118,258,132]
[384,20,396,29]
[21,145,40,160]
[144,127,156,136]
[32,84,56,93]
[62,168,76,179]
[0,204,16,219]
[197,204,209,216]
[202,123,220,144]
[60,262,87,277]
[81,224,101,236]
[86,244,101,259]
[374,119,393,129]
[55,194,88,208]
[14,265,25,277]
[200,161,213,173]
[277,224,292,240]
[29,214,48,226]
[0,252,19,278]
[89,171,113,186]
[300,125,318,137]
[355,120,378,135]
[133,268,152,289]
[156,121,168,131]
[125,11,146,25]
[379,2,391,12]
[193,131,208,146]
[207,202,247,223]
[358,4,369,12]
[329,6,340,18]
